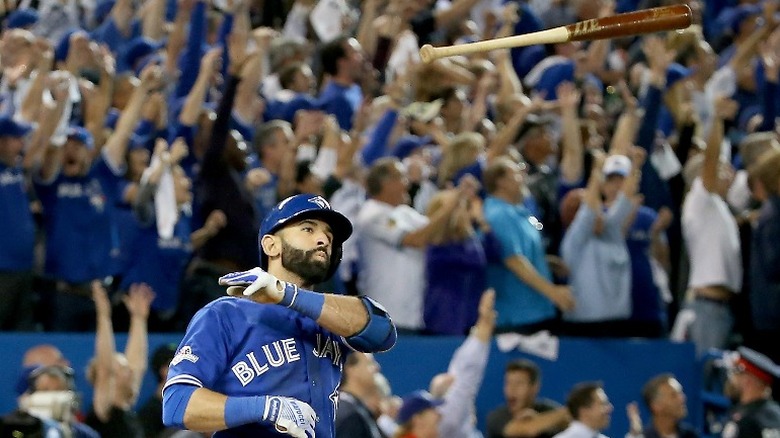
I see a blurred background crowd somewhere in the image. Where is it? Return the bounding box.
[1,0,780,435]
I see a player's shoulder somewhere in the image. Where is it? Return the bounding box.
[196,296,300,328]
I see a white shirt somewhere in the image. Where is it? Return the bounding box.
[355,199,428,330]
[682,178,742,292]
[553,421,609,438]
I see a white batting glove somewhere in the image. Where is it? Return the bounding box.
[218,267,283,299]
[261,395,317,438]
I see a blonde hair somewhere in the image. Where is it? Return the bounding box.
[437,132,485,187]
[749,149,780,196]
[426,191,472,243]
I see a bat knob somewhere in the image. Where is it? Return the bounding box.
[419,44,436,64]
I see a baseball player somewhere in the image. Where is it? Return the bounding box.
[162,194,397,437]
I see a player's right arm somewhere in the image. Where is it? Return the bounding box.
[163,384,316,436]
[164,386,229,431]
[161,302,316,436]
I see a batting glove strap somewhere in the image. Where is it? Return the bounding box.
[280,283,325,321]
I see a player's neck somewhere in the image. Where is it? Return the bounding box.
[273,270,312,289]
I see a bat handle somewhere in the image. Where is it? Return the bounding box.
[419,44,437,64]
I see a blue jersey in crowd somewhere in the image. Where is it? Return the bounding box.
[0,162,35,271]
[34,156,122,283]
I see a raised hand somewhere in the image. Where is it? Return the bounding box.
[641,36,675,81]
[200,47,223,80]
[169,137,189,163]
[219,267,284,303]
[123,283,155,320]
[556,81,581,111]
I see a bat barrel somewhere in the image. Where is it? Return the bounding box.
[566,4,692,41]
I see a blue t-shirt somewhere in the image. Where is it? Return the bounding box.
[318,82,362,131]
[0,162,35,271]
[164,297,347,437]
[484,196,556,328]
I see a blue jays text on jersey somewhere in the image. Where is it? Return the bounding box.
[163,297,348,438]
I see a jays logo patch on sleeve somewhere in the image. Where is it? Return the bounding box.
[171,346,199,365]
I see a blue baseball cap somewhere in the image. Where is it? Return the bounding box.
[666,63,691,90]
[728,4,761,36]
[397,390,444,424]
[54,29,87,63]
[120,37,165,73]
[5,9,39,29]
[0,116,33,138]
[66,126,94,149]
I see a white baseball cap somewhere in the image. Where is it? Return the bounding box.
[602,154,632,177]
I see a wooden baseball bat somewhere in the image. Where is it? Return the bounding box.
[419,4,692,63]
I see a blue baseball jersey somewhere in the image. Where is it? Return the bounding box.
[0,162,35,271]
[34,156,123,283]
[164,297,347,438]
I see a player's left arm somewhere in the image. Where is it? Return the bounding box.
[220,269,397,352]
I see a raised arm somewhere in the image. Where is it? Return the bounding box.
[122,283,155,405]
[701,97,738,193]
[103,64,161,170]
[557,81,584,184]
[140,0,166,40]
[401,188,462,248]
[90,281,117,423]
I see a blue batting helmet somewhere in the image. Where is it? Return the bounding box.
[259,194,352,280]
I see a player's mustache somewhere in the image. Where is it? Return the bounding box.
[306,246,329,258]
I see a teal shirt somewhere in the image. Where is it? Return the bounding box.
[484,196,556,328]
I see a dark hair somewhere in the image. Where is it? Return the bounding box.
[430,86,459,105]
[340,351,363,385]
[296,160,313,184]
[320,36,350,76]
[366,157,401,196]
[642,374,674,411]
[279,62,306,90]
[505,359,540,385]
[566,381,603,419]
[151,344,178,382]
[483,157,514,194]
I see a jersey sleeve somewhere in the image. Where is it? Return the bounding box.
[163,303,233,391]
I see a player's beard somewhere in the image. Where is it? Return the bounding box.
[280,239,330,286]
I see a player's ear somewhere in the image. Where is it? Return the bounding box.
[261,234,281,259]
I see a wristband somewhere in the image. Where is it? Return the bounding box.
[224,395,265,428]
[280,283,325,321]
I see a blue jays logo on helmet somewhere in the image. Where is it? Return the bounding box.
[259,194,353,280]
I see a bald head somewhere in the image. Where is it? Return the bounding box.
[23,344,69,368]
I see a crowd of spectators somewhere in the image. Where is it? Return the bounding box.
[2,0,780,435]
